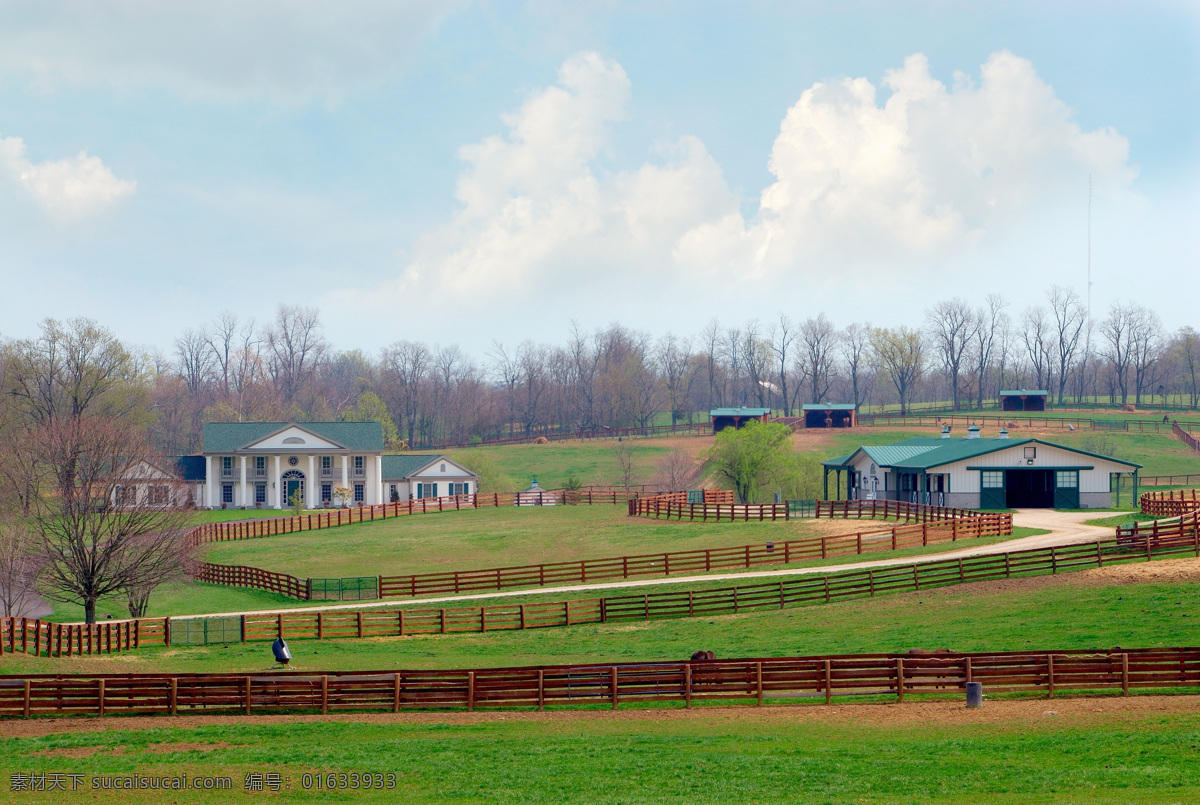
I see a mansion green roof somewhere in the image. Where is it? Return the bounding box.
[382,454,442,479]
[202,421,384,453]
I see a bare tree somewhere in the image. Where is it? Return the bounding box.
[972,295,1008,408]
[1021,306,1054,393]
[11,416,192,623]
[1100,302,1135,405]
[654,448,696,490]
[926,298,979,411]
[871,327,924,415]
[1172,327,1200,408]
[841,322,872,410]
[700,319,723,408]
[657,333,695,425]
[741,321,773,409]
[1129,304,1163,405]
[383,341,432,446]
[612,442,637,490]
[799,314,839,404]
[1047,286,1087,405]
[174,327,213,396]
[768,314,797,416]
[4,317,143,424]
[265,304,326,407]
[0,517,45,618]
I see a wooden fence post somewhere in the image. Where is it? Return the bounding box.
[611,666,619,710]
[23,679,31,717]
[1047,654,1055,698]
[824,659,832,704]
[685,665,692,709]
[468,671,476,712]
[97,679,105,717]
[896,658,905,702]
[245,677,252,714]
[756,662,764,706]
[1121,653,1129,696]
[538,670,545,711]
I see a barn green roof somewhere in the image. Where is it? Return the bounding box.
[824,437,1141,470]
[801,404,857,411]
[709,407,771,417]
[202,421,384,453]
[999,389,1049,396]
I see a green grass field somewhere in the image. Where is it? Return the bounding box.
[38,508,1044,621]
[5,704,1200,804]
[6,559,1193,676]
[204,505,833,578]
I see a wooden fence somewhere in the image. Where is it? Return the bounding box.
[1174,422,1200,452]
[193,499,1012,601]
[857,413,1175,433]
[1139,490,1200,518]
[431,421,713,449]
[7,518,1197,657]
[2,646,1197,719]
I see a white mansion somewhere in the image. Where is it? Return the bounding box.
[190,421,478,509]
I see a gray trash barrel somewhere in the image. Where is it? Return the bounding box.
[966,681,983,707]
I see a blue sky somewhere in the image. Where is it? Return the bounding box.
[0,1,1197,354]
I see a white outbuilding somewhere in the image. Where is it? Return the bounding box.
[822,429,1141,509]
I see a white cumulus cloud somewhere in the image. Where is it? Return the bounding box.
[397,52,734,299]
[675,51,1137,276]
[0,136,137,220]
[344,49,1137,332]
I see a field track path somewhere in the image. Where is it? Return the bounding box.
[175,509,1114,620]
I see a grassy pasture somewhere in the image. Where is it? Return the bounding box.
[5,705,1200,804]
[38,507,1044,620]
[7,562,1195,676]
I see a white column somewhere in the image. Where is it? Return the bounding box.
[341,456,348,496]
[273,455,282,509]
[375,455,383,505]
[307,455,316,509]
[205,455,214,508]
[239,456,247,508]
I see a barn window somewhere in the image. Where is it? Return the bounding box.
[981,471,1004,488]
[1024,447,1037,459]
[1055,471,1078,488]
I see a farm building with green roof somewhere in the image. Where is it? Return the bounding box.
[822,427,1140,509]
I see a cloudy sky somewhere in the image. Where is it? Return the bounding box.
[1,1,1197,354]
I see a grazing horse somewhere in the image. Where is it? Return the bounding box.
[690,650,717,661]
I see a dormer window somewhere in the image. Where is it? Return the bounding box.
[440,463,446,473]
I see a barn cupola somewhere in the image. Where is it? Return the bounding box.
[967,423,981,440]
[998,428,1010,439]
[940,425,952,439]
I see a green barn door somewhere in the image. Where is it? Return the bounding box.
[1053,470,1079,509]
[979,470,1005,509]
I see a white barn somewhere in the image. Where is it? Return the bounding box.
[822,429,1141,509]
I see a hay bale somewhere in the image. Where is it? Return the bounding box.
[533,436,549,444]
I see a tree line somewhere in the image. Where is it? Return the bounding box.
[4,289,1196,457]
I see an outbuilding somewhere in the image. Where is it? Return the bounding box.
[710,407,771,432]
[822,429,1140,509]
[801,403,857,429]
[1000,390,1049,412]
[382,454,479,502]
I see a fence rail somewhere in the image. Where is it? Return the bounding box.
[431,421,713,449]
[856,413,1177,433]
[1174,422,1200,453]
[196,499,1012,601]
[1139,490,1200,518]
[2,646,1197,719]
[7,514,1196,656]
